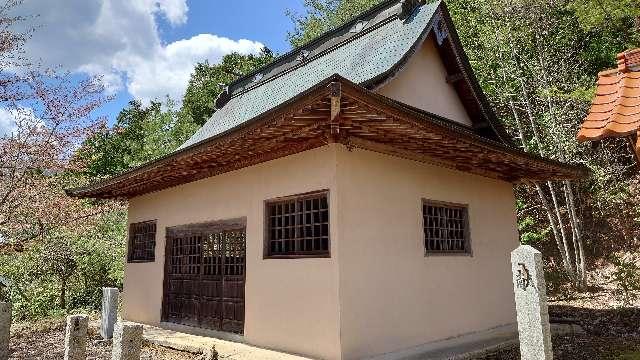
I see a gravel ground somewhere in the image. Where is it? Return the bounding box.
[477,301,640,360]
[9,319,199,360]
[7,295,640,359]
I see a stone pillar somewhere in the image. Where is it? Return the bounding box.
[0,302,11,360]
[111,322,143,360]
[101,288,119,339]
[64,314,88,360]
[511,245,553,360]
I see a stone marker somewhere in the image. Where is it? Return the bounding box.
[101,287,120,339]
[511,245,553,360]
[202,345,217,360]
[0,302,11,360]
[112,322,143,360]
[64,314,88,360]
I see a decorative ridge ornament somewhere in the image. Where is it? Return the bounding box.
[399,0,427,20]
[433,12,449,45]
[296,50,311,63]
[619,49,640,73]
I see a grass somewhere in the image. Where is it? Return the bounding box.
[618,352,640,360]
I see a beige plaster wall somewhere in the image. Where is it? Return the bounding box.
[124,144,518,360]
[377,35,473,126]
[335,146,518,359]
[124,145,342,360]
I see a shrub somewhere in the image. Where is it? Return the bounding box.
[610,255,640,306]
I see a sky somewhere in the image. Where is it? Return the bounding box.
[4,0,305,132]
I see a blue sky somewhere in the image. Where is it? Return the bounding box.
[7,0,305,130]
[106,0,305,123]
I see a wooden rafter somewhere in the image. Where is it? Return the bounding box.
[67,75,587,200]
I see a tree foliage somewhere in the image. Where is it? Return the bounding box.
[288,0,382,47]
[79,98,199,179]
[182,49,275,126]
[0,0,128,319]
[290,0,640,288]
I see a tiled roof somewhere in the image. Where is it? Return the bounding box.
[66,75,587,199]
[179,0,442,149]
[577,49,640,142]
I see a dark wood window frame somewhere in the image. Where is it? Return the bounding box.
[422,199,472,256]
[128,220,157,263]
[264,190,331,259]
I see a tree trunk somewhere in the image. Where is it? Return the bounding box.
[60,277,67,310]
[509,98,575,277]
[564,180,587,287]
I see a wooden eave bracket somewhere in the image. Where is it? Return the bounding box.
[446,73,464,84]
[329,82,342,137]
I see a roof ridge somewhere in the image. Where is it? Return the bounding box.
[220,0,441,105]
[617,48,640,73]
[225,0,400,93]
[225,12,400,101]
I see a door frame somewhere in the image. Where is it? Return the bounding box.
[161,217,247,333]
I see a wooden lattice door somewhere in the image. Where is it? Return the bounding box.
[162,220,246,334]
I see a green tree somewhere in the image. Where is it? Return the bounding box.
[79,98,199,178]
[0,208,126,319]
[288,0,381,47]
[182,48,275,126]
[290,0,640,288]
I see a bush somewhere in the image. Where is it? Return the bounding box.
[610,255,640,306]
[0,209,126,321]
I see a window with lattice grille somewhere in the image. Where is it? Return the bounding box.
[265,191,330,258]
[128,220,157,262]
[422,201,471,255]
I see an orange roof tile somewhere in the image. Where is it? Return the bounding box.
[577,49,640,146]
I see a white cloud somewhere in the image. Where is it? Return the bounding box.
[0,108,17,137]
[121,34,264,103]
[148,0,189,25]
[15,0,264,103]
[0,107,41,137]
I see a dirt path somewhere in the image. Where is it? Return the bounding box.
[9,319,199,360]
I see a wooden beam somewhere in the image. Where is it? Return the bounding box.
[329,82,342,136]
[446,73,464,84]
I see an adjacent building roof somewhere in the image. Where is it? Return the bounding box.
[578,49,640,151]
[67,0,587,199]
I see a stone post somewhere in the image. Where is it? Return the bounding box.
[111,322,143,360]
[0,302,11,360]
[101,288,119,339]
[64,314,88,360]
[511,245,553,360]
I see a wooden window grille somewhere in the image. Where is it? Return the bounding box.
[265,191,330,258]
[169,234,202,274]
[423,201,470,255]
[128,220,157,262]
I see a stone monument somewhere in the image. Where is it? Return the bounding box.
[111,321,143,360]
[101,287,119,339]
[64,314,88,360]
[511,245,553,360]
[0,302,11,360]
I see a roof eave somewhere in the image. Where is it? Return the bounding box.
[67,75,587,199]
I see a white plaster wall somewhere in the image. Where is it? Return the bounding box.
[377,35,473,126]
[335,146,518,359]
